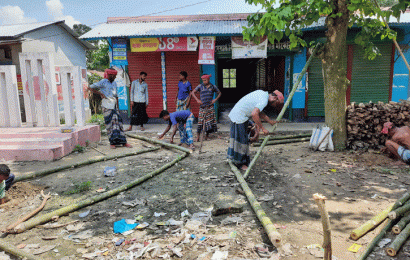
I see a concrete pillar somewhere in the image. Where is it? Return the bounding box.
[0,65,22,127]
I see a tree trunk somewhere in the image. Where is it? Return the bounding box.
[322,0,350,149]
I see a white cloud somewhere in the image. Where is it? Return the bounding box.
[0,5,37,25]
[45,0,80,28]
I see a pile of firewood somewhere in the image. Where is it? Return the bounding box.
[346,101,410,150]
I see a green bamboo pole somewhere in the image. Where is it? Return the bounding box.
[243,43,323,179]
[388,200,410,220]
[386,221,410,256]
[252,137,311,147]
[11,152,189,233]
[0,240,40,260]
[358,219,395,260]
[228,161,282,247]
[351,192,410,240]
[14,147,160,183]
[126,133,192,154]
[265,133,311,140]
[393,212,410,234]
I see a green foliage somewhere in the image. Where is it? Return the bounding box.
[65,181,93,195]
[87,114,105,130]
[73,144,86,153]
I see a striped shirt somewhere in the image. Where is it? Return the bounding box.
[130,80,149,105]
[194,84,220,108]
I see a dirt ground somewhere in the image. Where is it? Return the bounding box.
[1,130,410,260]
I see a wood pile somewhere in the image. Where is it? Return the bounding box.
[346,100,410,150]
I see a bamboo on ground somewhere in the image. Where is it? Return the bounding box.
[243,43,322,179]
[388,200,410,220]
[265,133,311,139]
[15,147,160,183]
[313,193,332,260]
[358,219,395,260]
[393,212,410,234]
[11,152,189,233]
[351,192,410,240]
[228,161,281,248]
[252,137,310,147]
[126,133,192,154]
[0,240,40,260]
[386,222,410,256]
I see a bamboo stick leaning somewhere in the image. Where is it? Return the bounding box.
[243,43,322,179]
[229,161,282,248]
[14,147,160,183]
[10,152,189,233]
[313,193,332,260]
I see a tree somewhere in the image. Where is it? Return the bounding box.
[243,0,407,149]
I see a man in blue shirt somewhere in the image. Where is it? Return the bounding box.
[158,110,195,150]
[175,71,192,111]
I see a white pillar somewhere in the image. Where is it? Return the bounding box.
[72,66,85,127]
[60,67,75,126]
[0,65,22,127]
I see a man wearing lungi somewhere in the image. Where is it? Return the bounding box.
[88,68,132,149]
[126,71,149,131]
[192,74,221,141]
[158,110,195,150]
[227,90,284,170]
[175,71,192,111]
[381,122,410,165]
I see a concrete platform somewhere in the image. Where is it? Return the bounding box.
[0,125,101,161]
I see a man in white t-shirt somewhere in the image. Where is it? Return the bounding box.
[227,90,284,170]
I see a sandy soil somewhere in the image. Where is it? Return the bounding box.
[1,131,410,259]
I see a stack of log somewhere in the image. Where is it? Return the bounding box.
[346,101,410,150]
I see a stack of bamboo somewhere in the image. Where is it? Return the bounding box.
[346,101,410,150]
[352,193,410,259]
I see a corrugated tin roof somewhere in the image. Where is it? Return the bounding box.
[0,21,59,37]
[80,20,248,39]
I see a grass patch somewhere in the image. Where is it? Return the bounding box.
[88,114,105,130]
[65,181,93,195]
[73,144,86,153]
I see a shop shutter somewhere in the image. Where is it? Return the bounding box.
[350,44,392,103]
[128,52,163,118]
[307,47,347,117]
[165,52,200,117]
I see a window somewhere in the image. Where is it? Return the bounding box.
[222,69,236,88]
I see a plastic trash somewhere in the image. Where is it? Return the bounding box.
[104,166,117,177]
[79,210,90,218]
[154,212,167,217]
[113,219,138,234]
[115,239,125,246]
[191,211,212,224]
[181,209,190,218]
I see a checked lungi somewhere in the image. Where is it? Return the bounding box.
[176,97,190,111]
[178,114,195,145]
[103,107,127,146]
[227,121,250,167]
[197,106,217,134]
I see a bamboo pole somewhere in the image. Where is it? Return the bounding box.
[386,222,410,256]
[351,192,410,240]
[14,147,160,183]
[388,200,410,220]
[0,240,40,260]
[313,193,332,260]
[265,133,312,139]
[228,161,282,247]
[393,212,410,234]
[358,219,395,260]
[11,152,189,233]
[243,43,323,179]
[252,137,310,147]
[126,133,192,154]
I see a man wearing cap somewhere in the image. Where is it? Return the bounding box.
[192,74,221,141]
[381,122,410,164]
[227,90,284,170]
[88,68,132,149]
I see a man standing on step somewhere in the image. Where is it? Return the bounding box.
[88,68,132,149]
[227,90,284,170]
[127,71,149,131]
[381,122,410,164]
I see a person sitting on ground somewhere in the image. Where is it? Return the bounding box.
[0,164,15,205]
[227,90,284,170]
[158,110,195,150]
[88,68,132,149]
[381,122,410,164]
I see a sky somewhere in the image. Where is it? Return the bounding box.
[0,0,264,28]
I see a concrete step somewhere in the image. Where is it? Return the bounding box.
[0,144,64,161]
[0,137,75,156]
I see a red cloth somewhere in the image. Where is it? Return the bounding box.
[381,122,394,134]
[104,69,117,79]
[201,74,212,79]
[273,90,284,103]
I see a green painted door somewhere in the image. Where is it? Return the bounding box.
[351,44,392,103]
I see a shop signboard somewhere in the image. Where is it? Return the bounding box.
[111,38,128,66]
[198,36,215,64]
[130,37,198,52]
[231,36,268,59]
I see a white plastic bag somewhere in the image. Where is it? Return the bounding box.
[309,126,334,151]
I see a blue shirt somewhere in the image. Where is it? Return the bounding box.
[90,79,117,109]
[194,84,220,108]
[177,81,192,100]
[131,80,149,105]
[169,110,192,126]
[229,90,269,124]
